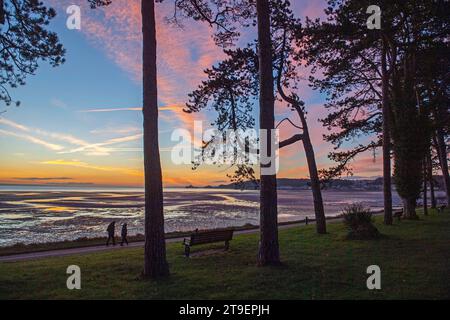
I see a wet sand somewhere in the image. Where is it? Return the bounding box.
[0,188,442,247]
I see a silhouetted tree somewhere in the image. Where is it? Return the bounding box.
[184,1,327,238]
[390,1,448,217]
[185,47,259,184]
[89,0,169,278]
[0,0,65,110]
[433,131,450,205]
[255,0,279,265]
[423,157,428,215]
[427,152,437,209]
[278,20,327,234]
[390,54,428,219]
[426,46,450,206]
[302,0,389,220]
[381,38,393,225]
[302,0,448,219]
[169,0,253,47]
[0,1,5,24]
[173,0,284,265]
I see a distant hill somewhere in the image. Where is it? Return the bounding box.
[202,176,448,191]
[204,177,384,191]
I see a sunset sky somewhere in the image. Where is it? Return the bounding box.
[0,0,382,187]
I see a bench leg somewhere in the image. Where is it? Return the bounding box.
[224,240,230,251]
[184,245,190,257]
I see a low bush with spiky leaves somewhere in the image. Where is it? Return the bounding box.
[342,203,380,240]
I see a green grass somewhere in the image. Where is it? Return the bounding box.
[1,210,449,299]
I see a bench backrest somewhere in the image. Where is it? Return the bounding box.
[190,230,233,245]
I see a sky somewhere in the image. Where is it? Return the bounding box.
[0,0,382,187]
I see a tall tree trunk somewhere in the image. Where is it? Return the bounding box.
[403,197,419,219]
[435,130,450,205]
[0,0,4,25]
[423,158,428,215]
[381,38,393,225]
[276,29,325,235]
[392,53,422,221]
[142,0,169,278]
[428,153,436,208]
[256,0,280,266]
[296,109,326,234]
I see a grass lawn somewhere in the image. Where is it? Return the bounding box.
[0,209,449,299]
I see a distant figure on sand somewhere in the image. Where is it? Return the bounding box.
[106,221,116,246]
[121,223,128,246]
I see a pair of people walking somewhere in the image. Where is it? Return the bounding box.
[106,221,128,246]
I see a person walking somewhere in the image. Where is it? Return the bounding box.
[106,221,116,246]
[120,223,128,246]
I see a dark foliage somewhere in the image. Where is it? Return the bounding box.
[169,0,255,47]
[184,0,306,184]
[342,203,380,240]
[300,0,386,179]
[301,0,449,216]
[0,0,65,109]
[183,0,327,234]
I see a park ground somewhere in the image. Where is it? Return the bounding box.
[0,209,449,299]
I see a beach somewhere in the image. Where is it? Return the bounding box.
[0,186,427,246]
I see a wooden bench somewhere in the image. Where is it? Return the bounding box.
[183,229,233,257]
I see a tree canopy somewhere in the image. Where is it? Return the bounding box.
[0,0,65,109]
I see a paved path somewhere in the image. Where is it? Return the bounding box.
[0,221,309,263]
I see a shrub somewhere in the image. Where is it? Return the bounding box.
[342,203,380,240]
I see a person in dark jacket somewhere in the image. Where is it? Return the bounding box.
[106,221,116,246]
[120,223,128,246]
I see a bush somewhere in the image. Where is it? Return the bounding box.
[342,203,380,240]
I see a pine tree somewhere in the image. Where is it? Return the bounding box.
[302,0,449,218]
[0,0,65,109]
[184,1,327,237]
[89,0,169,278]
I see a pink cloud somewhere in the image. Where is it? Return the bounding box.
[347,153,383,176]
[48,0,223,128]
[292,0,328,20]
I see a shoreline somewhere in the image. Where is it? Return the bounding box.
[0,209,397,258]
[0,188,418,248]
